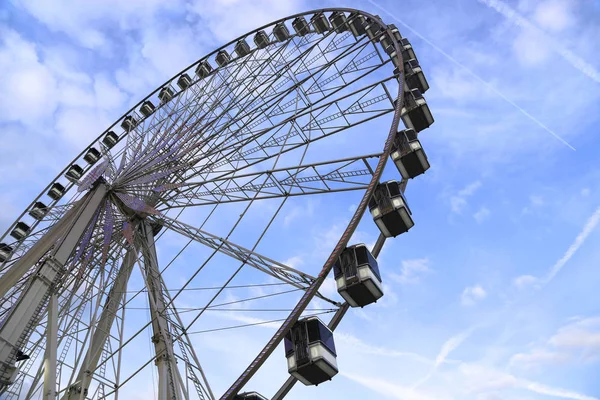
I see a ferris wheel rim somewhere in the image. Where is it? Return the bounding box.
[0,8,408,399]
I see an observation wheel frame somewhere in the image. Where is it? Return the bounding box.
[0,7,420,400]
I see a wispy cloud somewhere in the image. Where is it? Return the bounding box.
[461,285,487,306]
[544,206,600,284]
[450,181,482,214]
[477,0,600,83]
[412,327,476,389]
[366,0,576,151]
[390,258,432,284]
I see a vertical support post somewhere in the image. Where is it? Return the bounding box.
[0,184,107,391]
[62,244,139,400]
[140,221,183,400]
[43,293,58,400]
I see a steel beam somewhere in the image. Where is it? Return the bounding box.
[43,294,58,400]
[0,184,107,391]
[62,243,139,400]
[140,221,184,400]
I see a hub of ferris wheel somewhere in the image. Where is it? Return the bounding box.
[0,8,434,400]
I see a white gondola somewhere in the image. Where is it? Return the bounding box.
[0,243,12,263]
[292,16,310,36]
[83,147,101,165]
[273,22,290,42]
[140,100,155,117]
[196,60,213,78]
[158,86,175,103]
[389,23,402,41]
[48,182,66,201]
[215,50,230,67]
[29,202,48,220]
[284,316,338,386]
[334,244,383,308]
[11,222,30,241]
[65,164,84,182]
[395,58,429,93]
[329,11,348,33]
[398,89,434,133]
[348,12,366,37]
[391,129,430,180]
[365,19,383,41]
[177,73,192,90]
[400,37,417,63]
[121,115,137,132]
[234,392,267,400]
[102,131,119,149]
[234,39,251,57]
[369,181,414,237]
[254,30,269,49]
[311,12,331,34]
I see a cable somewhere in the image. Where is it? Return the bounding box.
[187,311,336,335]
[124,307,336,312]
[118,282,291,294]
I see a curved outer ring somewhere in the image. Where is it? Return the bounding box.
[0,6,406,398]
[220,8,406,399]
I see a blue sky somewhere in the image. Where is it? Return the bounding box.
[1,0,600,399]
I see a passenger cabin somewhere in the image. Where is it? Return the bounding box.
[158,86,175,103]
[311,12,331,34]
[102,131,119,149]
[11,222,31,241]
[140,101,155,117]
[65,164,84,182]
[29,202,48,221]
[365,20,383,41]
[391,129,430,180]
[84,147,101,165]
[121,115,137,132]
[398,89,434,133]
[273,22,290,42]
[196,61,213,79]
[0,243,12,263]
[348,12,366,37]
[254,30,269,49]
[369,181,414,237]
[48,182,66,201]
[329,11,348,33]
[389,24,402,41]
[285,316,338,386]
[216,51,230,67]
[292,16,310,36]
[334,244,383,308]
[177,73,192,90]
[395,58,429,93]
[234,392,267,400]
[235,39,251,57]
[400,38,417,63]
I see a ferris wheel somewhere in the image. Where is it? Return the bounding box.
[0,8,434,400]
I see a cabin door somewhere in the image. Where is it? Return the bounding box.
[292,324,310,367]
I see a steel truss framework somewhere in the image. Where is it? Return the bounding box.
[0,7,424,400]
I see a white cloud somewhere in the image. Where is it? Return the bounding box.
[186,0,302,43]
[533,0,575,32]
[509,348,570,370]
[512,274,538,290]
[450,181,482,214]
[473,206,491,223]
[0,28,58,124]
[549,317,600,351]
[478,0,600,82]
[461,285,487,306]
[391,258,432,284]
